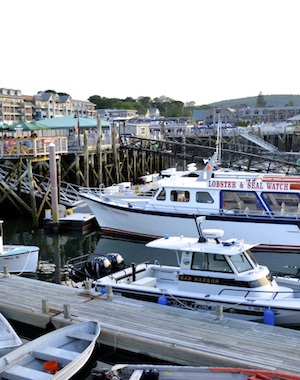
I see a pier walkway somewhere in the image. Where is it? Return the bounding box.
[0,275,300,374]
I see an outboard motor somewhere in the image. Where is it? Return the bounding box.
[69,267,86,283]
[91,367,114,379]
[84,256,112,279]
[141,369,159,379]
[106,253,125,272]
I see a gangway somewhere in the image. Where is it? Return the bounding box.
[0,164,82,208]
[239,130,279,152]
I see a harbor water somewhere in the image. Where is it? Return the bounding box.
[2,216,300,378]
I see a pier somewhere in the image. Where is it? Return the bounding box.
[0,274,299,375]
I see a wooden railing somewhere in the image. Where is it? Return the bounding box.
[0,137,68,157]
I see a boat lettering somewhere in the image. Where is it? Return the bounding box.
[179,275,220,284]
[265,182,289,190]
[208,180,237,189]
[209,180,290,191]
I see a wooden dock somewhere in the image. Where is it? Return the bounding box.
[0,274,300,375]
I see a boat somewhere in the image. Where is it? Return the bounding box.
[0,313,22,357]
[93,217,300,327]
[92,363,300,380]
[0,221,39,273]
[0,320,100,379]
[80,153,300,252]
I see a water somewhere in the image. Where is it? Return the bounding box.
[2,216,300,377]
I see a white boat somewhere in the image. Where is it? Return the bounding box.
[0,221,39,273]
[104,364,300,380]
[0,313,22,356]
[94,217,300,327]
[80,153,300,252]
[0,320,100,379]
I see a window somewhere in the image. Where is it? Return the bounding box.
[192,252,233,273]
[230,253,253,273]
[156,188,166,201]
[262,192,300,216]
[221,191,265,214]
[196,192,214,203]
[171,190,189,202]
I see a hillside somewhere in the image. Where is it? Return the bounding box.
[209,94,300,108]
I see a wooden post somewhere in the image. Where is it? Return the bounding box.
[84,130,89,187]
[75,154,80,186]
[27,159,39,227]
[97,114,103,186]
[42,299,49,313]
[112,126,119,183]
[49,143,59,227]
[3,266,9,276]
[63,304,71,319]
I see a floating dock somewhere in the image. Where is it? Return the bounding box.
[0,274,300,375]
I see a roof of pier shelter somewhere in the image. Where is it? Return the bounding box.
[38,116,110,129]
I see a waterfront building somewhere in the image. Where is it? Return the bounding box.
[0,88,97,125]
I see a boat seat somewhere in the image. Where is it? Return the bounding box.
[2,364,53,380]
[33,346,80,366]
[128,369,144,380]
[66,331,95,341]
[132,277,157,287]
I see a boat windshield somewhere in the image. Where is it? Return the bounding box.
[191,252,233,273]
[245,249,259,268]
[229,253,254,273]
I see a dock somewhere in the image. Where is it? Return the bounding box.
[0,275,300,375]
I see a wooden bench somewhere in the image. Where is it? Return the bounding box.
[33,346,80,366]
[2,364,52,380]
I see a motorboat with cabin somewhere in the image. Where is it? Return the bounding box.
[80,153,300,252]
[93,217,300,327]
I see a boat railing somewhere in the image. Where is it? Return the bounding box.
[218,288,300,299]
[79,186,156,198]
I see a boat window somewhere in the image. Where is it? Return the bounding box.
[261,192,300,216]
[171,190,190,202]
[221,191,265,215]
[196,192,214,203]
[191,252,233,273]
[229,253,253,273]
[156,188,166,201]
[245,250,259,267]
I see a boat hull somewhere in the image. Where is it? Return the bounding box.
[0,246,39,273]
[83,197,300,252]
[0,321,100,380]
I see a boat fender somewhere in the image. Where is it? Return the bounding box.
[157,296,168,305]
[164,234,169,239]
[263,308,275,326]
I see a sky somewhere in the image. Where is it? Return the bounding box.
[2,0,300,106]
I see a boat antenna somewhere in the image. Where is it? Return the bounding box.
[192,214,206,243]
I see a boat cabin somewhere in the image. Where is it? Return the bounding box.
[150,168,300,218]
[147,230,277,297]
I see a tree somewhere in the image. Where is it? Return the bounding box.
[256,92,267,107]
[285,101,295,107]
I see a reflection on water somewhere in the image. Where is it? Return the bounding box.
[2,217,300,283]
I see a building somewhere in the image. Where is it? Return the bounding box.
[97,109,138,121]
[0,88,26,124]
[0,88,97,125]
[192,108,236,126]
[236,106,300,123]
[34,92,97,120]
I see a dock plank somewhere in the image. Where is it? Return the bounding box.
[0,275,300,374]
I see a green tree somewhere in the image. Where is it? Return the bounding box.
[285,101,295,106]
[256,92,267,107]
